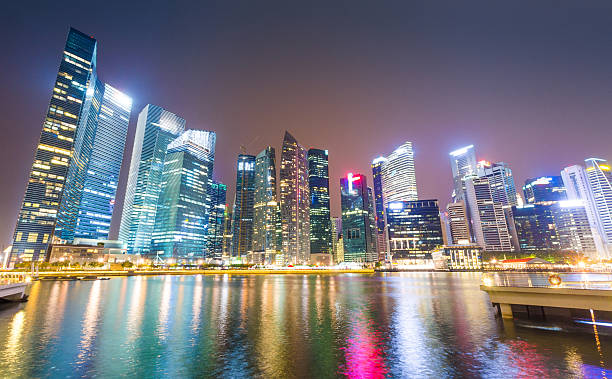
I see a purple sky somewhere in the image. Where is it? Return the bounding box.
[2,1,612,247]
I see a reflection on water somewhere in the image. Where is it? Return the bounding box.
[0,272,610,377]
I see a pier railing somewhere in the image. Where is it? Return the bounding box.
[482,272,612,290]
[0,272,30,286]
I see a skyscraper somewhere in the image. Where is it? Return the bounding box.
[449,145,477,202]
[11,28,98,264]
[232,154,256,257]
[523,176,566,204]
[371,157,387,256]
[151,130,216,261]
[55,82,132,242]
[477,161,518,207]
[553,200,598,256]
[340,173,376,263]
[279,131,310,264]
[208,181,227,260]
[253,147,279,254]
[585,158,612,255]
[119,105,185,255]
[222,207,233,257]
[380,142,418,207]
[464,177,512,251]
[446,201,471,244]
[511,204,559,251]
[308,148,332,255]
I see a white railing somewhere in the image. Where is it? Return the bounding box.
[482,272,612,290]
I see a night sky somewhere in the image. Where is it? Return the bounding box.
[2,1,612,248]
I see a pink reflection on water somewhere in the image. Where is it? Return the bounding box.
[339,310,388,378]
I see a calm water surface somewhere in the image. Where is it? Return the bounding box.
[0,272,610,378]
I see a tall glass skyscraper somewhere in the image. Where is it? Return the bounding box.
[308,148,332,255]
[449,144,477,202]
[371,157,387,255]
[279,131,310,264]
[208,181,227,260]
[55,82,132,242]
[232,154,256,257]
[340,173,376,263]
[585,158,612,255]
[476,161,518,207]
[151,130,216,261]
[119,104,186,254]
[380,141,418,207]
[523,176,566,204]
[11,28,98,264]
[253,147,279,254]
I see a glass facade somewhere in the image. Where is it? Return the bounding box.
[380,141,418,207]
[585,158,612,254]
[523,176,566,204]
[449,144,477,202]
[386,200,444,260]
[308,148,332,254]
[11,28,97,264]
[208,181,227,260]
[253,147,279,253]
[119,104,185,254]
[477,161,518,207]
[232,154,256,256]
[340,173,376,263]
[151,130,216,261]
[280,131,310,264]
[511,204,559,251]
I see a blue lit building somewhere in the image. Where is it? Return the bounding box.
[232,154,256,257]
[340,173,376,263]
[253,147,279,254]
[208,181,227,260]
[119,104,186,254]
[151,130,216,261]
[308,148,332,254]
[523,176,566,204]
[511,204,560,251]
[371,157,387,254]
[11,28,98,264]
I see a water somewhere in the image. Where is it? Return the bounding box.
[0,272,610,378]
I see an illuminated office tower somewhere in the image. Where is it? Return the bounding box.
[151,130,216,261]
[279,131,310,264]
[553,200,598,257]
[380,142,418,207]
[119,105,186,254]
[386,200,443,260]
[340,173,376,263]
[523,176,566,204]
[222,207,233,256]
[446,201,471,244]
[10,28,98,264]
[208,181,226,260]
[449,145,477,202]
[464,177,512,251]
[585,158,612,254]
[232,154,256,257]
[253,147,279,253]
[511,204,559,252]
[308,148,332,255]
[477,161,518,207]
[367,187,379,256]
[371,157,387,255]
[55,82,132,242]
[330,216,341,263]
[561,164,609,258]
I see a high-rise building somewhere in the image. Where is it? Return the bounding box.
[380,142,418,207]
[446,201,471,244]
[308,148,332,255]
[585,158,612,253]
[552,200,598,256]
[253,147,279,254]
[330,216,341,263]
[55,82,132,242]
[449,145,477,202]
[232,154,256,257]
[477,161,518,207]
[119,105,186,255]
[371,157,387,256]
[279,131,310,264]
[151,130,216,261]
[523,176,566,204]
[465,177,512,251]
[222,207,233,257]
[386,200,444,261]
[11,28,98,264]
[511,204,559,251]
[208,181,227,260]
[561,164,609,258]
[340,173,376,263]
[367,187,379,256]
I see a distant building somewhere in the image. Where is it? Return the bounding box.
[380,142,418,206]
[523,176,566,204]
[308,148,332,255]
[477,161,518,207]
[340,173,376,263]
[330,216,341,263]
[279,131,310,264]
[585,158,612,257]
[208,181,227,260]
[253,147,279,255]
[465,177,512,251]
[386,200,444,261]
[232,154,256,257]
[432,244,482,271]
[119,104,186,255]
[511,204,559,252]
[151,130,216,261]
[371,157,387,256]
[222,207,233,257]
[552,200,598,257]
[48,239,135,265]
[446,201,471,244]
[449,144,477,202]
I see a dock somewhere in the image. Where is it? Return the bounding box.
[0,272,29,302]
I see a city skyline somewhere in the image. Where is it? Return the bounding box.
[3,2,612,249]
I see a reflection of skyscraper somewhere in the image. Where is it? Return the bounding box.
[151,130,216,260]
[11,28,98,264]
[253,147,279,253]
[449,145,477,202]
[208,181,227,260]
[119,105,186,255]
[340,173,376,263]
[280,131,310,264]
[308,148,332,255]
[232,154,256,257]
